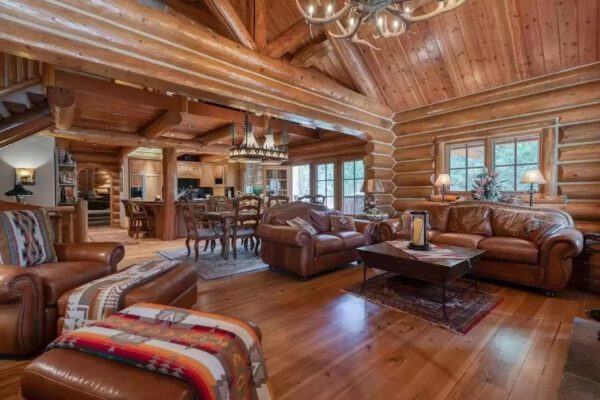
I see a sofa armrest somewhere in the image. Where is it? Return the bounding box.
[354,220,375,245]
[537,227,584,291]
[0,265,44,354]
[539,228,584,261]
[379,218,402,242]
[54,242,125,273]
[257,224,312,247]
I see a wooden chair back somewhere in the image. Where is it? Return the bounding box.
[232,195,262,231]
[267,195,289,208]
[121,199,132,218]
[208,195,231,212]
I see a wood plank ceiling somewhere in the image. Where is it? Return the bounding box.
[251,0,600,112]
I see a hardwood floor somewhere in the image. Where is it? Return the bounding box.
[2,231,598,399]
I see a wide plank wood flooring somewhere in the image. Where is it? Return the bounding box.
[2,230,599,399]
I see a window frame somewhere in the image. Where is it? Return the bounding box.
[342,159,365,215]
[445,141,486,192]
[315,162,336,209]
[492,134,541,193]
[291,164,311,201]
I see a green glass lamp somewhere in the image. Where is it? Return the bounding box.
[5,184,33,203]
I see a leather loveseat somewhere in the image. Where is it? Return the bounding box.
[379,201,584,293]
[0,201,125,356]
[257,202,375,279]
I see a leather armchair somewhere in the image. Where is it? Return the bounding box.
[0,203,125,356]
[379,201,584,293]
[258,202,374,279]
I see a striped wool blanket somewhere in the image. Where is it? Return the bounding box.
[62,260,181,334]
[49,303,273,400]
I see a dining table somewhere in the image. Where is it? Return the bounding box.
[199,210,260,260]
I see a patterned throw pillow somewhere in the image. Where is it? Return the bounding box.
[524,218,563,244]
[330,215,356,232]
[0,209,57,267]
[286,217,318,235]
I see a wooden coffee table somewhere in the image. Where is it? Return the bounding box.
[357,242,485,321]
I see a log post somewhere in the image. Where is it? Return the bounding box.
[162,147,177,241]
[75,198,88,243]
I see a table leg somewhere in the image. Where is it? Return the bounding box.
[442,283,448,322]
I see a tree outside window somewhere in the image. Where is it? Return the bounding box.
[342,160,364,214]
[494,136,539,192]
[291,164,310,200]
[448,142,485,191]
[316,163,335,209]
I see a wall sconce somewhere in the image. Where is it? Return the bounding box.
[521,169,546,207]
[15,168,35,185]
[434,173,452,203]
[5,184,33,203]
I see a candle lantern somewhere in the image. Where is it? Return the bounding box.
[408,210,430,251]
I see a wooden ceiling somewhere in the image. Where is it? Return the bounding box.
[222,0,600,112]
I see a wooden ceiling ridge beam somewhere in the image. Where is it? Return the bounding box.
[47,127,229,155]
[203,0,257,50]
[142,110,183,139]
[0,0,393,141]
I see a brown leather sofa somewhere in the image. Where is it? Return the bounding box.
[0,202,125,356]
[379,201,584,293]
[257,202,375,279]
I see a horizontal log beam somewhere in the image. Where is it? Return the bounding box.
[45,127,229,155]
[142,110,183,139]
[0,103,52,148]
[0,0,392,141]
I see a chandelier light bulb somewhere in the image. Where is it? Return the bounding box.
[393,19,400,28]
[326,3,333,14]
[307,4,314,16]
[349,17,355,26]
[377,16,384,27]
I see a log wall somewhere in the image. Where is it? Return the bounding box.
[391,63,600,231]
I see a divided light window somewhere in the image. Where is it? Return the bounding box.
[447,142,485,192]
[291,164,310,200]
[494,135,540,192]
[316,163,335,209]
[342,160,364,214]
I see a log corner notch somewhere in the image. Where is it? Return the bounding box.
[47,87,75,129]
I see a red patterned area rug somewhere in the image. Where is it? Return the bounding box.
[344,273,503,335]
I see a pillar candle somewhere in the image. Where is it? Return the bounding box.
[412,218,424,246]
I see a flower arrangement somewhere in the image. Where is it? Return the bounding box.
[472,167,504,201]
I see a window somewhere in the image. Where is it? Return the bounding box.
[447,142,485,191]
[494,135,539,191]
[316,163,335,209]
[342,160,364,214]
[292,164,310,200]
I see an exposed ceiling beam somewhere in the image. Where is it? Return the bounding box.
[0,0,393,140]
[263,20,315,59]
[325,30,386,105]
[163,0,233,39]
[142,110,183,139]
[290,39,331,69]
[46,127,229,155]
[196,123,233,145]
[202,0,257,50]
[47,87,75,129]
[0,103,52,149]
[247,0,267,50]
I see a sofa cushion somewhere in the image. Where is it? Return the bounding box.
[30,261,111,305]
[0,209,57,267]
[447,206,492,236]
[432,233,487,249]
[478,237,539,265]
[327,231,365,249]
[491,209,531,238]
[313,234,345,256]
[394,229,443,242]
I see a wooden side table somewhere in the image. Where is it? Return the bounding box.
[572,233,600,293]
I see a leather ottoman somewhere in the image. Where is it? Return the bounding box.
[21,322,262,400]
[56,262,198,335]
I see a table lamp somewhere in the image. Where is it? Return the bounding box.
[521,169,546,207]
[361,178,385,214]
[434,174,452,203]
[5,184,33,203]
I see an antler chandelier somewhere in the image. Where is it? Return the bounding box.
[229,115,289,163]
[297,0,467,49]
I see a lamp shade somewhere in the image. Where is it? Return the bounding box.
[434,174,451,186]
[361,179,385,194]
[521,169,547,184]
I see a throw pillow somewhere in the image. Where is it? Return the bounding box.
[524,218,563,244]
[310,209,340,232]
[286,217,318,235]
[330,215,356,232]
[0,209,57,267]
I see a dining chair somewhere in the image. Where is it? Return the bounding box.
[208,195,232,212]
[230,195,262,258]
[267,195,289,208]
[181,200,224,262]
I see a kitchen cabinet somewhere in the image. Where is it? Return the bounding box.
[129,158,163,201]
[146,174,162,201]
